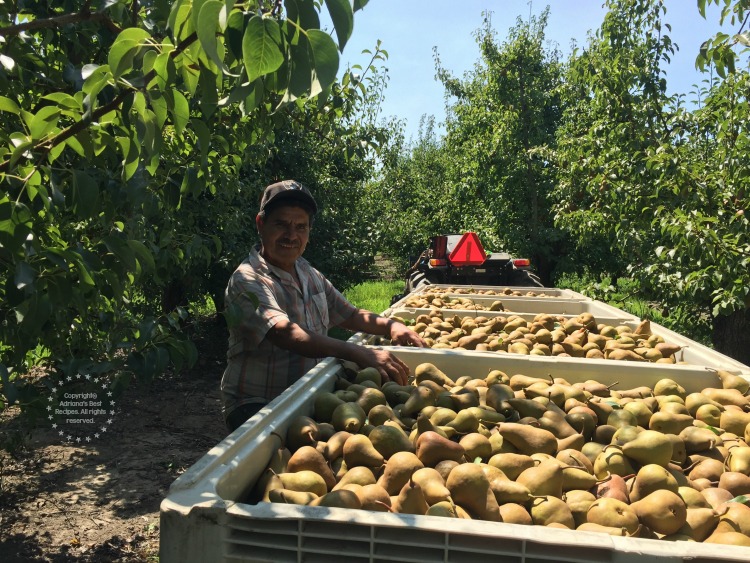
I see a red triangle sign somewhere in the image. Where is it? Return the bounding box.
[448,232,486,266]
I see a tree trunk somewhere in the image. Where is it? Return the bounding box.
[712,307,750,367]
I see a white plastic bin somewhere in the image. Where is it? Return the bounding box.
[160,349,750,563]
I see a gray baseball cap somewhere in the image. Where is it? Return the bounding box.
[259,180,318,214]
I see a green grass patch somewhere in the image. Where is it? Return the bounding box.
[344,280,405,314]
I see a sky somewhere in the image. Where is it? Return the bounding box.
[331,0,732,141]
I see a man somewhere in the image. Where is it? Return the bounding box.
[221,180,426,432]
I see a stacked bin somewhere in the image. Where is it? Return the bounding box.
[160,285,750,562]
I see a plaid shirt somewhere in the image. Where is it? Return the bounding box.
[220,244,357,415]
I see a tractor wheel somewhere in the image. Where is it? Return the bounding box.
[406,272,432,293]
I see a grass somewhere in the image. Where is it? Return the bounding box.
[344,280,405,314]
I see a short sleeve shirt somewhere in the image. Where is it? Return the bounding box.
[220,244,357,415]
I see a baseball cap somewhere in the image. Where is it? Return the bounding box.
[259,180,318,215]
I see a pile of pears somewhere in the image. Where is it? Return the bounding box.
[398,287,552,310]
[388,311,686,364]
[254,362,750,547]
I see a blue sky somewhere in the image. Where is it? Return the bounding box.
[333,0,732,141]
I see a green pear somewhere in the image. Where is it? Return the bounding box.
[286,445,337,491]
[342,434,385,468]
[621,429,673,466]
[331,402,366,433]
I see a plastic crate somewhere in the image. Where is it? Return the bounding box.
[388,297,639,319]
[358,311,749,374]
[160,349,750,563]
[403,284,589,299]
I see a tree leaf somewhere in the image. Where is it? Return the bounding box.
[108,28,152,78]
[29,106,61,140]
[170,90,190,135]
[0,96,21,114]
[353,0,370,11]
[308,29,339,97]
[197,1,234,73]
[242,15,284,82]
[324,0,354,51]
[72,170,99,219]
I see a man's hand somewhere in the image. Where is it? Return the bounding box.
[389,321,428,348]
[355,347,410,386]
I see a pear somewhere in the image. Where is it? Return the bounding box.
[715,501,750,536]
[678,486,711,509]
[702,387,749,408]
[368,424,414,459]
[593,446,635,479]
[680,507,720,541]
[308,489,362,509]
[530,496,575,528]
[680,426,721,454]
[314,392,346,423]
[375,451,423,496]
[459,433,492,461]
[704,531,750,546]
[415,431,465,467]
[487,452,535,480]
[351,483,392,512]
[653,378,686,398]
[593,473,630,504]
[323,431,352,462]
[688,458,725,483]
[286,445,337,491]
[446,463,500,521]
[268,488,318,505]
[606,409,638,429]
[276,470,328,497]
[666,433,687,464]
[354,366,382,387]
[414,362,454,387]
[622,400,652,428]
[629,464,679,502]
[401,384,438,417]
[557,466,595,492]
[445,409,480,433]
[718,471,750,496]
[429,407,458,426]
[331,402,366,433]
[564,489,597,528]
[556,449,594,474]
[516,459,563,498]
[610,424,642,447]
[694,404,723,427]
[726,446,750,475]
[621,429,673,467]
[701,487,735,510]
[586,497,640,535]
[425,500,460,518]
[720,410,750,436]
[411,467,451,504]
[631,489,687,536]
[576,522,629,536]
[649,411,693,435]
[332,465,376,491]
[342,434,385,469]
[711,368,750,393]
[581,442,606,466]
[496,422,557,456]
[499,503,532,525]
[285,415,319,451]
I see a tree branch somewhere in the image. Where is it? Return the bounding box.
[0,10,122,38]
[0,32,198,175]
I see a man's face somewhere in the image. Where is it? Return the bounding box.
[256,205,311,273]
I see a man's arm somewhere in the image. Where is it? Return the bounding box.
[265,318,412,385]
[338,309,427,348]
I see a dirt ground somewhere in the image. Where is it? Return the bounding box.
[0,320,229,562]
